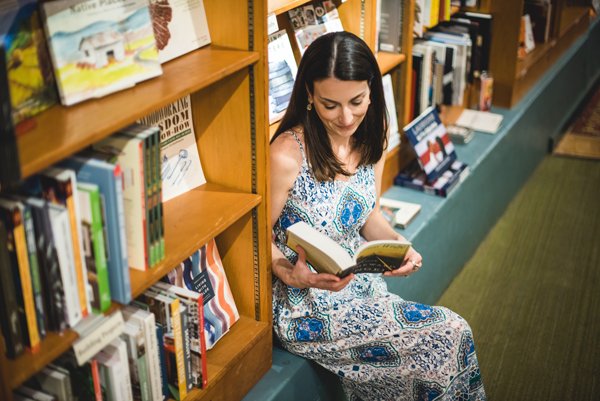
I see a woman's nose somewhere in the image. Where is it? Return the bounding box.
[339,106,353,125]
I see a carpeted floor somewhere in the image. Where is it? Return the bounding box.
[437,155,600,400]
[554,83,600,159]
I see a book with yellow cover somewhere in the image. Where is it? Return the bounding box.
[286,221,411,277]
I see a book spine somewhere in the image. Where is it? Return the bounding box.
[169,298,187,400]
[0,220,25,358]
[180,306,193,391]
[72,311,124,365]
[22,204,47,339]
[155,323,170,400]
[89,358,103,401]
[87,186,112,312]
[153,128,165,262]
[141,312,163,401]
[197,293,207,388]
[12,205,41,352]
[65,180,90,318]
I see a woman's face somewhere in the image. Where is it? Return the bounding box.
[310,77,371,139]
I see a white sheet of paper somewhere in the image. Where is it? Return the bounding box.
[456,109,504,134]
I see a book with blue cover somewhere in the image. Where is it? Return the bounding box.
[403,106,457,183]
[59,156,132,304]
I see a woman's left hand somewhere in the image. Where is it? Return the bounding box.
[383,247,423,278]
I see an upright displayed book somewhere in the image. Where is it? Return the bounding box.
[268,30,297,124]
[287,1,344,56]
[286,221,412,277]
[0,0,58,131]
[403,106,457,183]
[40,0,163,106]
[137,95,206,202]
[148,0,211,63]
[162,238,239,350]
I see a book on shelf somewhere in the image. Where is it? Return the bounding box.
[149,0,211,63]
[518,14,536,59]
[413,0,425,38]
[162,238,239,350]
[379,197,422,229]
[13,385,58,401]
[394,158,470,198]
[446,124,474,144]
[137,94,206,202]
[452,11,492,73]
[286,221,412,277]
[523,1,553,44]
[382,74,401,151]
[59,155,132,305]
[23,196,68,333]
[29,365,73,401]
[94,127,163,271]
[96,338,134,401]
[378,0,404,53]
[77,182,112,313]
[40,0,163,106]
[53,351,106,401]
[0,0,58,132]
[268,29,297,124]
[71,310,125,366]
[39,167,91,318]
[287,0,344,56]
[455,108,503,134]
[121,318,152,401]
[403,106,457,183]
[0,44,21,192]
[0,219,25,358]
[0,198,42,352]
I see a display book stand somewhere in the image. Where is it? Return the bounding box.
[0,0,272,400]
[394,105,470,198]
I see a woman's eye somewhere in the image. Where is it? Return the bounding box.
[324,104,336,110]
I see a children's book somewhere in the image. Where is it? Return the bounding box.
[403,106,457,183]
[286,221,412,277]
[0,0,58,130]
[149,0,211,63]
[40,0,162,106]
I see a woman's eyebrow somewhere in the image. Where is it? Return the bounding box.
[318,91,368,104]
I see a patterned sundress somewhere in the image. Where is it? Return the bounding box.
[272,131,486,401]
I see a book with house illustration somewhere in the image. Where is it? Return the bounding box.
[40,0,163,106]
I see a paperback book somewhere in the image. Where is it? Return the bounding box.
[40,0,163,106]
[286,221,412,277]
[394,158,470,198]
[379,197,422,229]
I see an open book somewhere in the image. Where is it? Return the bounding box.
[286,221,411,277]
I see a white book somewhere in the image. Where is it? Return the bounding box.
[71,310,124,365]
[382,74,400,151]
[99,339,134,401]
[122,321,152,401]
[379,197,422,229]
[122,306,163,401]
[34,366,72,401]
[94,134,149,270]
[97,345,124,401]
[150,0,211,63]
[47,203,82,327]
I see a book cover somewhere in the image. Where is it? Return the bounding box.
[286,221,412,277]
[0,219,25,358]
[163,238,239,349]
[379,197,422,229]
[40,167,90,318]
[288,1,344,56]
[40,0,163,106]
[0,198,41,352]
[394,158,469,197]
[77,182,112,313]
[137,95,206,202]
[24,197,67,333]
[267,30,297,124]
[403,106,456,182]
[382,74,401,151]
[0,0,58,130]
[59,155,132,305]
[94,132,152,271]
[149,0,211,63]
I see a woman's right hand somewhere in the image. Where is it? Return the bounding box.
[276,245,354,291]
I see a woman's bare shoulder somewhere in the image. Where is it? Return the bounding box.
[271,128,304,169]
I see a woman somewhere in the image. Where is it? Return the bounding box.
[270,31,486,401]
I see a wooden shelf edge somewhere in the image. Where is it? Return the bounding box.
[18,47,260,178]
[130,184,262,297]
[377,52,407,75]
[268,0,311,15]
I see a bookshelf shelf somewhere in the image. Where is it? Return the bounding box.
[377,52,407,75]
[129,184,262,298]
[17,47,259,178]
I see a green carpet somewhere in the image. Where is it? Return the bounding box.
[437,156,600,400]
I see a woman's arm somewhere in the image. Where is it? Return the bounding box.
[360,154,423,277]
[270,133,353,290]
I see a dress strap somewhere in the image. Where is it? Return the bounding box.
[287,129,307,160]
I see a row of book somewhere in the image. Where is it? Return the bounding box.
[1,0,211,132]
[9,239,239,400]
[411,11,493,118]
[0,122,167,359]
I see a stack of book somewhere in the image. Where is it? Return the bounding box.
[395,106,470,197]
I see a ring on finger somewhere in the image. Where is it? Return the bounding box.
[410,259,422,271]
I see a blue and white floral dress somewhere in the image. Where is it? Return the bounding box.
[272,131,486,401]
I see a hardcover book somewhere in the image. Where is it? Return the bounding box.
[162,238,239,350]
[403,106,457,183]
[40,0,163,106]
[149,0,211,63]
[286,221,412,277]
[0,0,58,130]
